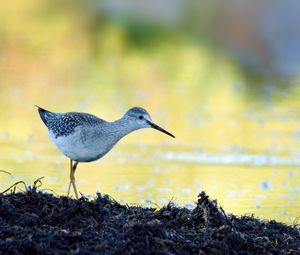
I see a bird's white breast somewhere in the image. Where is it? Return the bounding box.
[49,126,119,162]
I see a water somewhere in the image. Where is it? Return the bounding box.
[0,82,300,224]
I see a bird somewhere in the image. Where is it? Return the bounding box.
[36,106,175,199]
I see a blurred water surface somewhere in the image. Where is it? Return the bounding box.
[0,1,300,224]
[1,79,300,224]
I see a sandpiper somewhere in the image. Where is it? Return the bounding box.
[36,106,175,198]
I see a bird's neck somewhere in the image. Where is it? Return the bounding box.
[110,117,138,139]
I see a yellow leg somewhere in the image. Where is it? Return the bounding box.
[67,160,79,199]
[71,161,79,199]
[67,160,72,196]
[67,181,72,196]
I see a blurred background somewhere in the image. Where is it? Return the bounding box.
[0,0,300,223]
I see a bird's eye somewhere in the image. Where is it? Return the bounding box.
[138,115,144,120]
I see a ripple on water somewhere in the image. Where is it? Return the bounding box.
[159,152,300,166]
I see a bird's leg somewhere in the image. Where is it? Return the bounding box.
[67,160,79,199]
[67,159,73,196]
[70,161,79,199]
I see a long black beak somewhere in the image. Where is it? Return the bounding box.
[147,120,175,138]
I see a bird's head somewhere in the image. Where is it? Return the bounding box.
[124,107,175,138]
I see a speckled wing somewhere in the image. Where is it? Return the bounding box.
[37,106,105,138]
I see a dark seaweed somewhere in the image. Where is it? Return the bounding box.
[0,187,299,254]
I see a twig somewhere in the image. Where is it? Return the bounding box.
[0,181,28,195]
[0,170,12,175]
[1,176,45,195]
[33,176,44,189]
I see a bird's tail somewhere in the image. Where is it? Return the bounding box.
[35,105,53,125]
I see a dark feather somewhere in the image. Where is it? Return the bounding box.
[36,106,105,138]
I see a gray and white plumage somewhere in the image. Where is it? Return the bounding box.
[37,106,174,162]
[38,109,105,138]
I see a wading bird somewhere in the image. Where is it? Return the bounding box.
[36,106,175,198]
